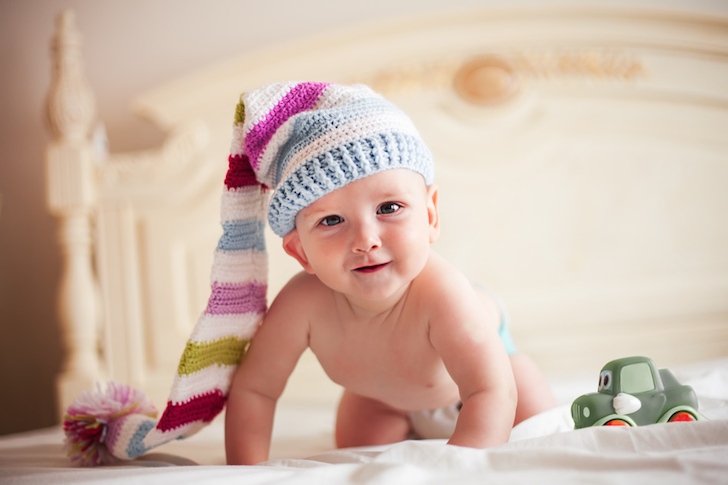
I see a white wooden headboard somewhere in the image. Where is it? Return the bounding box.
[46,8,728,413]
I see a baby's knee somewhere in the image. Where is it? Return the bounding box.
[335,392,410,448]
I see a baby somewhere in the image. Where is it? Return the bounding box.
[221,82,555,465]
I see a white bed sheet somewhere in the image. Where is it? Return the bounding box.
[2,358,727,484]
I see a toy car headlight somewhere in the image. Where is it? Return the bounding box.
[571,399,592,425]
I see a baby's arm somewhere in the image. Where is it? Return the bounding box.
[225,275,311,465]
[426,270,517,448]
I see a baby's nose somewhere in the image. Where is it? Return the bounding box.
[351,223,381,253]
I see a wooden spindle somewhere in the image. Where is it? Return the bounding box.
[45,10,102,418]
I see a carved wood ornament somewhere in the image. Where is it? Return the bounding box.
[362,51,645,104]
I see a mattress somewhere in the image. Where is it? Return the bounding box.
[2,357,726,484]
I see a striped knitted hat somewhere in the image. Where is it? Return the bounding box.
[63,82,433,465]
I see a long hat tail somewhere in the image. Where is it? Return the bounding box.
[63,98,268,464]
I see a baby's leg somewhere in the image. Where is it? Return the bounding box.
[509,353,557,425]
[335,390,410,448]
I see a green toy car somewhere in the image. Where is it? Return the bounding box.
[571,356,704,428]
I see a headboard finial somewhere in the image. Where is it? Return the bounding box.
[46,9,95,143]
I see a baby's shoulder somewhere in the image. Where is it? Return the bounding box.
[269,271,329,314]
[413,252,498,323]
[410,253,476,312]
[413,254,501,337]
[415,252,473,297]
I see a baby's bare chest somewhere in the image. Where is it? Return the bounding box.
[308,316,458,407]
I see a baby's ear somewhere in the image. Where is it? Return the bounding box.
[282,229,315,274]
[427,184,440,243]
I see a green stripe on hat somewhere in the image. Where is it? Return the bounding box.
[177,336,249,376]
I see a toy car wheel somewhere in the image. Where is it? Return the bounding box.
[604,419,631,426]
[668,411,696,422]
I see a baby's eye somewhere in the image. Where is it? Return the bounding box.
[377,202,401,215]
[320,215,343,226]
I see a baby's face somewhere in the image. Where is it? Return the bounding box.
[284,169,439,304]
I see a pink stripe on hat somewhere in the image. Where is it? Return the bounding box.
[205,282,267,315]
[244,82,329,168]
[156,390,226,432]
[225,154,260,189]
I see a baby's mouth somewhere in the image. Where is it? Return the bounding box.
[353,262,389,273]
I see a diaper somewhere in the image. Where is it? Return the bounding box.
[408,288,517,439]
[476,285,518,356]
[492,292,518,356]
[408,402,461,440]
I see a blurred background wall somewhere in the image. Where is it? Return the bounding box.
[1,0,726,436]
